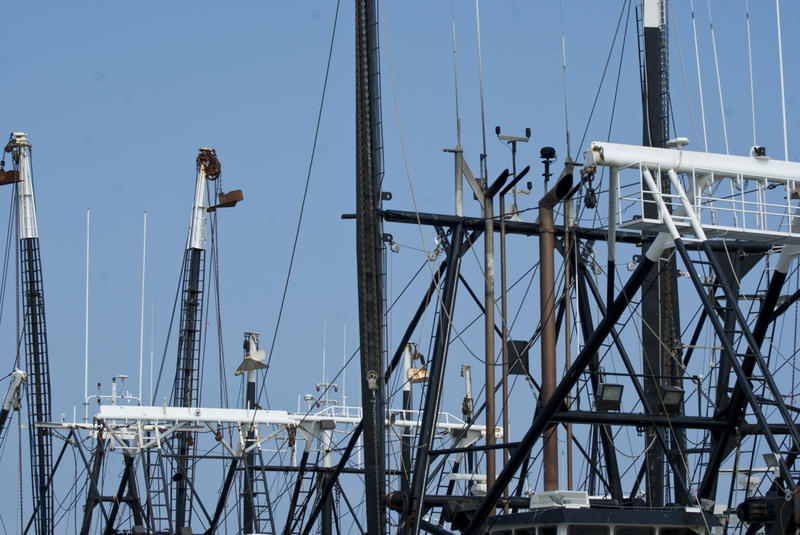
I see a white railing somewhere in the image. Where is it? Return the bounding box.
[588,141,800,243]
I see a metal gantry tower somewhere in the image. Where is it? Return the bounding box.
[170,147,218,532]
[639,0,685,506]
[5,132,54,535]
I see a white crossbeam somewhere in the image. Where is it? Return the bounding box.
[586,141,800,183]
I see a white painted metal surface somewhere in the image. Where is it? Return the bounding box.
[642,0,661,29]
[186,149,209,250]
[586,141,800,184]
[93,403,493,457]
[587,141,800,243]
[2,369,25,412]
[11,133,38,239]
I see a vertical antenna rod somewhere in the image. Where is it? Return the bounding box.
[561,33,571,159]
[84,208,90,422]
[138,211,146,404]
[776,0,788,160]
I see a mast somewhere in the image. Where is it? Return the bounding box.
[5,132,55,535]
[171,147,218,531]
[639,0,685,506]
[355,0,387,532]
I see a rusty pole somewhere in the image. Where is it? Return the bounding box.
[538,166,573,492]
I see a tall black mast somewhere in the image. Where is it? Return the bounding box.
[355,0,387,533]
[6,133,54,535]
[171,148,219,531]
[639,0,686,507]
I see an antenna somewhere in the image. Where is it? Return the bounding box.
[451,19,461,147]
[150,300,154,404]
[561,5,571,159]
[138,211,147,404]
[84,207,90,421]
[342,323,347,406]
[775,0,788,161]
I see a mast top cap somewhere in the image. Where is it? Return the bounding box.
[8,132,29,146]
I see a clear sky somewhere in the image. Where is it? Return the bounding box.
[0,1,797,531]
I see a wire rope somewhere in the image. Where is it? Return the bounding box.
[261,0,341,382]
[576,0,629,157]
[689,0,709,152]
[705,0,729,154]
[668,0,701,149]
[745,0,757,147]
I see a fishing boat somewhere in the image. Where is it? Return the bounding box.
[0,1,799,534]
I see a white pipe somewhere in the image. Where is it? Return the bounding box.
[586,141,800,183]
[187,153,208,250]
[138,212,147,404]
[3,370,25,412]
[608,167,618,266]
[12,134,38,240]
[665,168,708,241]
[641,168,691,241]
[403,343,412,393]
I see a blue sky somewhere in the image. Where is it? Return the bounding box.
[0,1,798,531]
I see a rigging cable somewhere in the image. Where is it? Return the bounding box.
[668,0,701,149]
[259,0,341,402]
[745,0,757,147]
[0,193,15,336]
[150,252,185,404]
[575,0,628,157]
[705,0,729,154]
[689,0,709,151]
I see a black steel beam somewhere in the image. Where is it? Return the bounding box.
[575,259,622,502]
[771,285,800,321]
[408,223,464,534]
[672,239,795,488]
[20,236,54,535]
[336,482,366,535]
[284,449,311,535]
[172,246,205,532]
[22,431,71,535]
[79,437,106,535]
[103,456,134,535]
[377,209,773,254]
[462,256,657,535]
[355,0,387,531]
[699,260,792,498]
[579,256,691,502]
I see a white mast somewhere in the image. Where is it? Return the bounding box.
[187,149,211,250]
[11,133,38,239]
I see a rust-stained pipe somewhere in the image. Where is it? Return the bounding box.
[538,164,573,491]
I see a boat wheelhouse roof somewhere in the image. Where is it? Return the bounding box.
[487,505,720,535]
